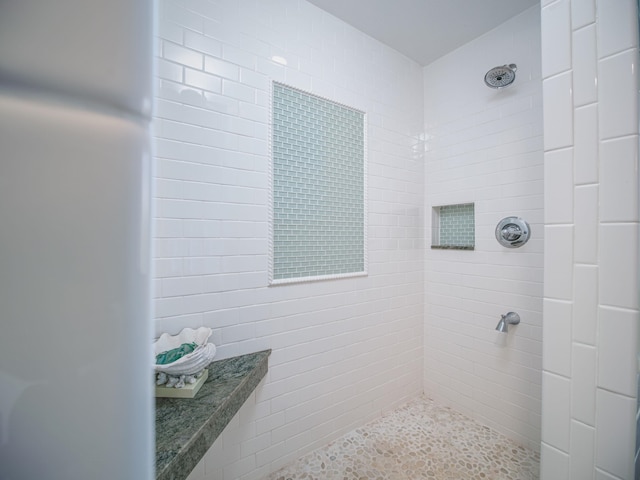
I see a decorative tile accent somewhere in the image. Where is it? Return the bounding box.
[266,396,540,480]
[270,82,366,283]
[433,203,475,248]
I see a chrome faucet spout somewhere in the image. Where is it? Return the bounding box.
[495,316,507,332]
[495,312,520,333]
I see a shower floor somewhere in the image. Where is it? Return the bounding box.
[265,396,540,480]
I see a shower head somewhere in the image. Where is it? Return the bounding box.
[485,64,517,89]
[495,312,520,333]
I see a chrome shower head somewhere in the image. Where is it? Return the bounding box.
[485,64,517,89]
[495,312,520,333]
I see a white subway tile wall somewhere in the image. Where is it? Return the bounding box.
[569,420,596,480]
[541,0,640,478]
[543,225,574,300]
[573,103,599,185]
[573,185,599,263]
[542,71,574,150]
[423,7,543,451]
[540,442,570,478]
[572,25,598,107]
[155,1,424,479]
[598,49,639,140]
[542,372,572,452]
[597,306,638,398]
[544,147,574,224]
[542,299,572,377]
[541,0,572,79]
[595,389,637,479]
[571,343,597,425]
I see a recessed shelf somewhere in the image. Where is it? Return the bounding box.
[431,203,475,249]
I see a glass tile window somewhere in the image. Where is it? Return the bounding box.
[270,82,367,284]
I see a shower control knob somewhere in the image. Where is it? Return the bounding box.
[501,224,522,241]
[495,217,530,248]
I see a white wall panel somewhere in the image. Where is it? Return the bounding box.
[423,7,543,452]
[541,2,640,478]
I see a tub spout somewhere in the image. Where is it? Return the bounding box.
[495,312,520,333]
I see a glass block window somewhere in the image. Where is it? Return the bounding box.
[270,82,367,284]
[432,203,475,249]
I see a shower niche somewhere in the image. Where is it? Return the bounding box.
[431,203,475,250]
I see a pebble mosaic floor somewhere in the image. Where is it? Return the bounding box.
[265,396,540,480]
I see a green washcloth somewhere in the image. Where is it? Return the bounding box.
[155,342,198,365]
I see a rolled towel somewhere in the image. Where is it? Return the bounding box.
[155,342,198,365]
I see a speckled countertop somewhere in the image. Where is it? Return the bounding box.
[155,350,271,480]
